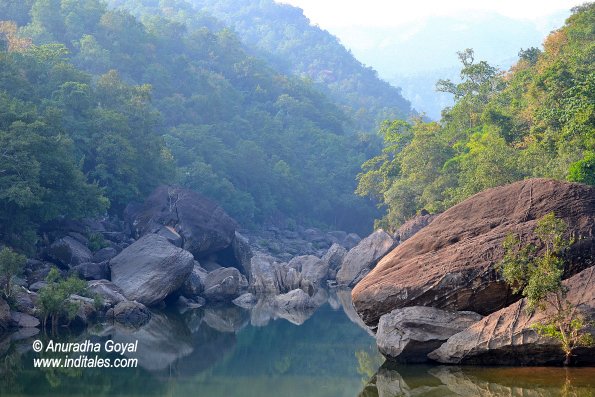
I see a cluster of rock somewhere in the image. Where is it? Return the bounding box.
[1,184,405,334]
[352,179,595,365]
[243,226,362,262]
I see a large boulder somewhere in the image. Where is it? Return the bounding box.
[336,230,396,287]
[126,185,238,257]
[72,261,109,280]
[112,301,152,328]
[87,280,128,307]
[46,236,92,268]
[231,232,253,275]
[376,306,482,363]
[353,179,595,327]
[92,247,118,263]
[321,243,347,271]
[248,254,300,294]
[180,262,208,298]
[110,234,194,306]
[288,255,328,286]
[10,311,40,328]
[202,267,248,302]
[429,266,595,366]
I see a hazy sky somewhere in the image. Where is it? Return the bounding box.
[277,0,580,29]
[276,0,583,76]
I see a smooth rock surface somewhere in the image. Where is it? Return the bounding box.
[353,179,595,327]
[126,185,238,257]
[376,306,482,363]
[336,230,396,287]
[203,267,248,302]
[87,280,128,307]
[110,234,194,306]
[10,311,40,328]
[47,236,92,268]
[429,266,595,366]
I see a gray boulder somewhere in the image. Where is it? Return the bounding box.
[47,236,92,268]
[232,293,258,309]
[72,261,109,280]
[289,255,329,286]
[112,301,151,328]
[180,262,208,298]
[10,311,40,328]
[336,230,396,287]
[275,289,318,310]
[110,234,194,306]
[249,254,284,294]
[126,185,238,257]
[92,247,118,263]
[12,287,37,315]
[322,243,347,271]
[203,267,248,302]
[343,233,361,250]
[156,226,183,247]
[87,280,128,307]
[231,232,253,275]
[377,306,482,363]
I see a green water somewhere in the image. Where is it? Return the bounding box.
[1,292,594,397]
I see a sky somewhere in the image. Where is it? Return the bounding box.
[276,0,583,75]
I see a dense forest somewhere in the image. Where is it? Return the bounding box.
[0,0,591,254]
[107,0,414,132]
[0,0,400,253]
[357,4,594,230]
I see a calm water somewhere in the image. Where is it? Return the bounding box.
[1,290,594,397]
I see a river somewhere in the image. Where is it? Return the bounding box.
[1,289,594,396]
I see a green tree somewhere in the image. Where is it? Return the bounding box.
[0,246,26,297]
[37,267,87,333]
[498,212,593,365]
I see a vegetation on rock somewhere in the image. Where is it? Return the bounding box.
[498,212,594,366]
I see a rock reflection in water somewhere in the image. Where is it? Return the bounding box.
[108,311,194,372]
[360,365,595,397]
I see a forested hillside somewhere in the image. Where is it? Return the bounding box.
[357,4,594,230]
[0,0,380,252]
[107,0,414,132]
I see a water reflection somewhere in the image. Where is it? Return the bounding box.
[0,289,380,397]
[360,364,595,397]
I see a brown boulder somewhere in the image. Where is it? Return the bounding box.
[126,185,238,257]
[428,266,595,366]
[353,179,595,327]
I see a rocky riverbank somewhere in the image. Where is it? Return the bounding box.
[0,185,392,337]
[353,178,595,366]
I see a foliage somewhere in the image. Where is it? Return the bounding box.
[37,267,87,332]
[0,246,26,297]
[357,3,594,229]
[0,0,380,237]
[87,232,108,252]
[498,212,592,365]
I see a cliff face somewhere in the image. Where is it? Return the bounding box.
[352,179,595,328]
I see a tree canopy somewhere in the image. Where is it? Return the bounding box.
[357,4,594,230]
